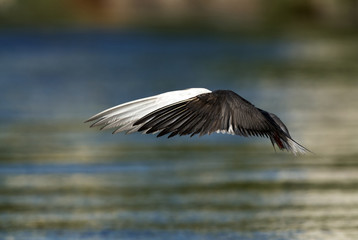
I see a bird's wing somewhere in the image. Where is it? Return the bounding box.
[133,89,309,155]
[85,88,211,134]
[134,90,280,138]
[86,89,309,155]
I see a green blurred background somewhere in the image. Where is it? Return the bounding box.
[1,0,357,33]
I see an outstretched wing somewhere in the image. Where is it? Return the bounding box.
[134,90,309,155]
[134,90,279,138]
[86,89,309,155]
[85,88,211,134]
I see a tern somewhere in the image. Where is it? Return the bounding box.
[85,88,309,155]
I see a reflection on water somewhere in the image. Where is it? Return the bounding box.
[0,31,358,240]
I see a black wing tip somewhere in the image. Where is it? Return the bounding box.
[84,114,100,123]
[84,119,97,128]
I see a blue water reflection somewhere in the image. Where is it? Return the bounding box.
[0,31,290,121]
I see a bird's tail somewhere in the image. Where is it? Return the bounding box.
[267,112,310,155]
[270,134,310,155]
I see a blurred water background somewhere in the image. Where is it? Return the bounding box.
[1,1,358,240]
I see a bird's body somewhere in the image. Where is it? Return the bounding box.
[86,88,308,155]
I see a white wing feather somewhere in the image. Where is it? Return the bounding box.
[86,88,211,134]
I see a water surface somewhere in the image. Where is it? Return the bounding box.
[0,30,358,240]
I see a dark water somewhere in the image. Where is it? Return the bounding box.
[1,30,358,239]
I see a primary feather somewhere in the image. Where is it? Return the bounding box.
[85,88,211,134]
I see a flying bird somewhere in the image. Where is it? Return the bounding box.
[85,88,309,155]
